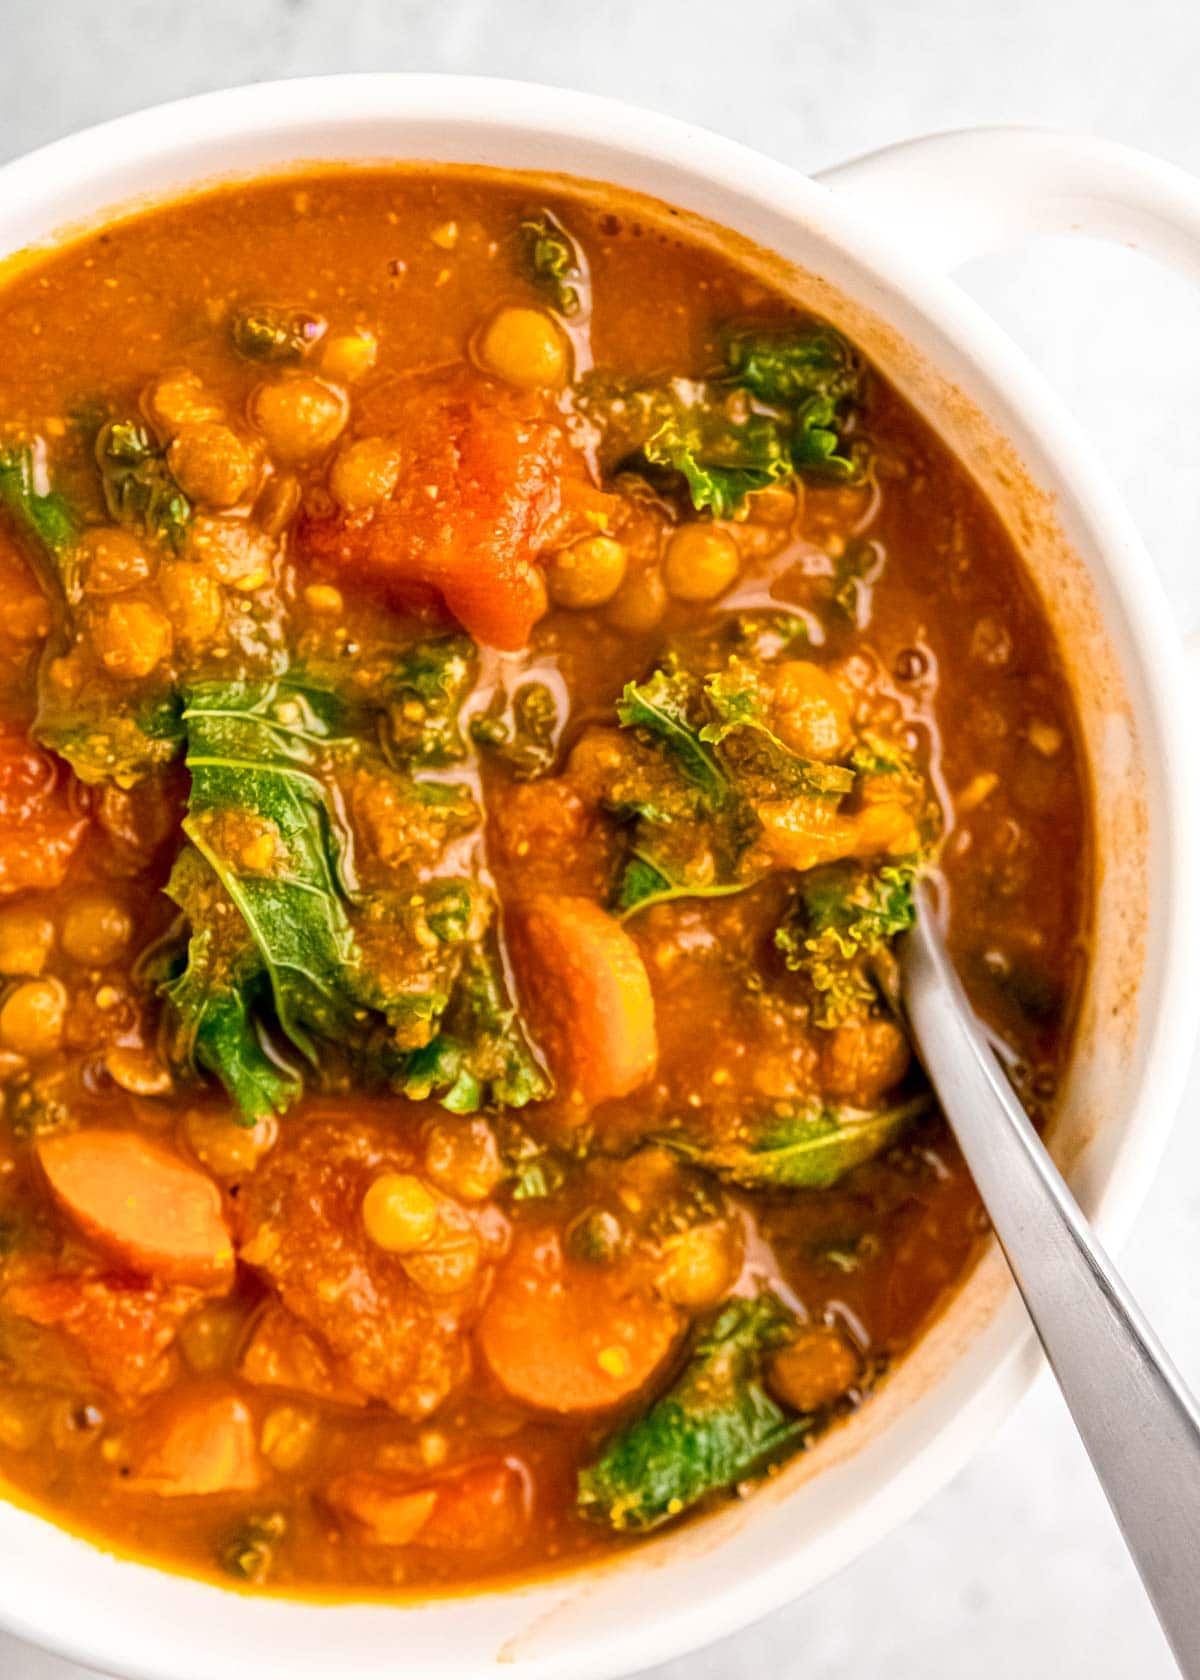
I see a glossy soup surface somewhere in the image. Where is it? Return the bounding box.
[0,169,1089,1594]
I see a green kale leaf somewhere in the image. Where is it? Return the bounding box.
[577,1290,810,1532]
[642,409,793,520]
[469,680,561,779]
[0,444,79,576]
[659,1093,930,1190]
[519,209,587,316]
[162,847,303,1125]
[0,441,184,785]
[723,325,861,407]
[230,304,326,364]
[96,419,192,554]
[775,859,919,1026]
[386,635,477,767]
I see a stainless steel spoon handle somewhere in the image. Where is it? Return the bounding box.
[903,888,1200,1677]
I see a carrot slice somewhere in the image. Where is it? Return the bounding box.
[38,1131,235,1288]
[477,1226,680,1413]
[507,895,657,1105]
[127,1389,261,1496]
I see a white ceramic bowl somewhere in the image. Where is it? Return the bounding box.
[1,77,1198,1680]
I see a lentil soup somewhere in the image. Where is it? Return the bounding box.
[0,168,1089,1595]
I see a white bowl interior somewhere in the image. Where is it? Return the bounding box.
[0,76,1193,1680]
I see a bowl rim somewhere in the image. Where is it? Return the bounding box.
[0,71,1196,1680]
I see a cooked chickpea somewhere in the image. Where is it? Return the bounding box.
[253,472,302,537]
[103,1044,172,1096]
[158,561,224,644]
[820,1018,910,1105]
[320,329,378,383]
[474,305,568,390]
[751,482,801,526]
[168,422,259,508]
[606,566,667,633]
[0,978,67,1056]
[77,527,153,597]
[185,1108,277,1178]
[662,524,740,602]
[546,535,628,609]
[91,599,174,680]
[303,583,344,615]
[144,369,225,436]
[362,1172,439,1253]
[0,906,55,977]
[330,436,402,511]
[423,1118,505,1203]
[660,1221,741,1308]
[250,375,348,463]
[177,1301,246,1375]
[401,1226,481,1296]
[260,1404,318,1472]
[60,893,132,967]
[769,1326,860,1412]
[772,661,852,760]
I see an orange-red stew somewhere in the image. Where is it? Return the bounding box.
[0,169,1089,1593]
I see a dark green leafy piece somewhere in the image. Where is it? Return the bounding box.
[96,419,191,554]
[577,1291,809,1532]
[613,851,748,918]
[219,1511,288,1583]
[700,660,853,798]
[181,678,362,1060]
[616,667,729,810]
[469,680,561,780]
[399,944,550,1111]
[162,848,302,1125]
[775,859,919,1026]
[165,675,548,1120]
[386,636,477,767]
[579,319,863,518]
[519,210,587,316]
[723,325,861,407]
[659,1094,930,1190]
[0,444,79,576]
[230,304,326,364]
[829,539,885,629]
[643,409,792,520]
[1,441,184,785]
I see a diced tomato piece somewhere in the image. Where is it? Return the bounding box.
[239,1303,368,1408]
[126,1388,262,1496]
[0,721,88,895]
[327,1456,529,1551]
[298,374,568,649]
[5,1267,201,1398]
[235,1113,500,1419]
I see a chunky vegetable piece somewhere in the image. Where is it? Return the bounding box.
[577,1291,810,1531]
[506,895,657,1105]
[38,1132,235,1287]
[0,166,1089,1600]
[299,375,569,649]
[478,1227,680,1412]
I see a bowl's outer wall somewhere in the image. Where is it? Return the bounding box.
[0,76,1194,1680]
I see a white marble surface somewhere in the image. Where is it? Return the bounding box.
[3,1,1200,1675]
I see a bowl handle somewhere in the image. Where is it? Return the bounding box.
[815,126,1200,280]
[818,127,1200,672]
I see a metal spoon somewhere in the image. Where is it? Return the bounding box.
[900,880,1200,1676]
